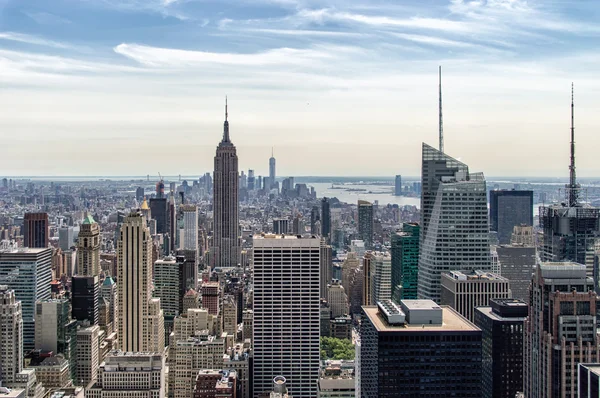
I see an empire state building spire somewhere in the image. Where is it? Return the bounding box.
[223,96,230,143]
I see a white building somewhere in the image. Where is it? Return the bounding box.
[372,253,392,304]
[327,282,348,319]
[76,325,100,388]
[0,286,23,384]
[117,212,164,353]
[86,351,165,398]
[153,257,180,319]
[173,335,225,398]
[253,234,320,398]
[180,205,198,252]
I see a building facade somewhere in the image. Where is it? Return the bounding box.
[212,102,240,269]
[418,143,491,303]
[390,223,420,301]
[0,246,51,351]
[252,235,320,398]
[489,190,534,244]
[0,286,23,384]
[71,275,99,325]
[357,201,373,250]
[117,211,164,353]
[524,262,600,398]
[76,214,100,276]
[474,298,527,398]
[23,213,48,249]
[440,270,511,322]
[360,300,482,397]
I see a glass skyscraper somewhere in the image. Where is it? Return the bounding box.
[391,223,420,301]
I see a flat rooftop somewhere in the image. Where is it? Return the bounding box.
[445,270,507,281]
[363,305,479,332]
[581,364,600,377]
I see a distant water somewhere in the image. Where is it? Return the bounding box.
[309,182,420,208]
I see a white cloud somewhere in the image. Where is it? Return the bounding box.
[0,32,73,49]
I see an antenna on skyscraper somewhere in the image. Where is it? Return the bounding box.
[225,96,228,121]
[567,82,579,207]
[439,65,444,153]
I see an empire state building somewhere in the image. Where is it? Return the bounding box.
[212,99,240,268]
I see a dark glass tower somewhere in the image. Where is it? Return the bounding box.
[24,212,48,248]
[475,298,527,398]
[358,200,373,250]
[321,197,331,239]
[390,223,420,301]
[211,99,240,268]
[71,275,99,325]
[489,190,533,244]
[149,198,168,234]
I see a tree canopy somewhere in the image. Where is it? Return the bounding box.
[320,337,355,360]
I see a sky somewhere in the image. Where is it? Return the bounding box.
[1,0,599,178]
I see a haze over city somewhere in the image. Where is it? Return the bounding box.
[1,0,599,176]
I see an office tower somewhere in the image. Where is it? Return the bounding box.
[269,148,276,188]
[222,294,238,336]
[321,198,331,239]
[362,252,373,306]
[440,270,511,322]
[136,187,144,201]
[201,282,220,316]
[24,213,48,248]
[242,309,253,342]
[371,253,391,304]
[0,246,52,351]
[524,262,599,398]
[77,214,101,276]
[253,235,320,398]
[76,325,100,388]
[154,257,181,331]
[327,281,348,318]
[272,218,289,235]
[150,198,169,235]
[86,351,166,398]
[496,225,536,302]
[180,204,198,252]
[34,299,77,380]
[474,298,527,398]
[176,251,198,299]
[394,175,402,196]
[169,192,176,252]
[579,364,600,397]
[0,286,23,384]
[58,227,74,251]
[99,276,117,335]
[247,170,255,190]
[71,275,99,325]
[212,100,240,269]
[489,190,533,244]
[418,143,491,303]
[390,223,420,302]
[539,87,600,277]
[117,211,165,353]
[360,300,482,397]
[310,206,320,235]
[357,201,373,250]
[320,241,333,300]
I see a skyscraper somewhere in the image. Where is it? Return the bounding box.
[24,213,48,248]
[394,175,402,196]
[496,225,536,302]
[475,298,527,398]
[320,241,332,300]
[117,211,165,353]
[538,88,600,277]
[0,246,52,351]
[390,223,420,301]
[489,190,534,244]
[310,206,320,235]
[524,262,599,397]
[357,200,373,250]
[180,205,198,252]
[59,226,74,251]
[212,99,240,269]
[418,143,491,303]
[360,300,482,397]
[71,275,99,325]
[77,214,100,276]
[269,147,276,190]
[252,235,320,398]
[76,325,100,388]
[321,198,331,239]
[0,286,23,384]
[372,253,392,304]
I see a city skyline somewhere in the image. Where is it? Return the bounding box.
[1,0,600,177]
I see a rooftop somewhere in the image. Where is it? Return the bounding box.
[444,270,507,281]
[363,304,479,332]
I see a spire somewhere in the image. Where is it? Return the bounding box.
[439,65,444,153]
[568,82,578,207]
[271,146,274,158]
[223,96,230,143]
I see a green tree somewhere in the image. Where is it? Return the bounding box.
[320,337,355,360]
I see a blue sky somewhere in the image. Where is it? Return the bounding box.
[1,0,600,177]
